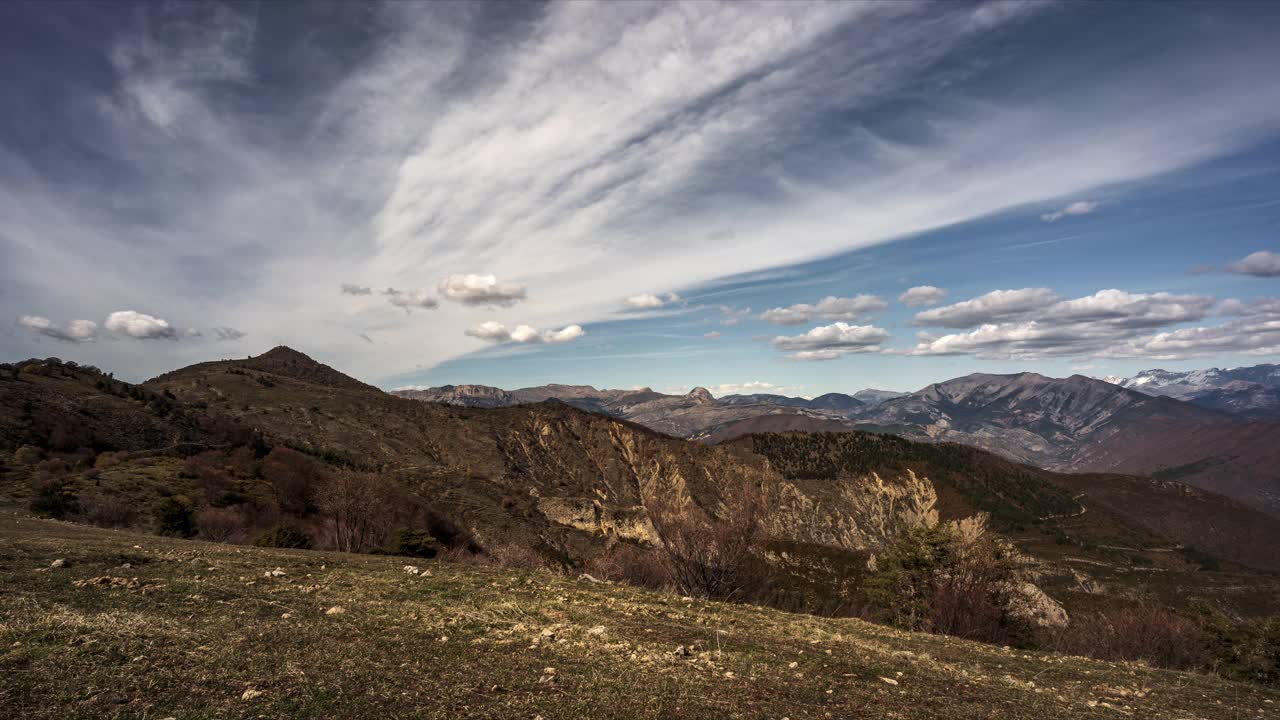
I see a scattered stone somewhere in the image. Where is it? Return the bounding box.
[586,625,606,637]
[879,677,899,686]
[403,565,421,575]
[578,573,603,583]
[325,605,346,616]
[50,558,69,569]
[538,667,558,684]
[281,613,292,619]
[539,628,556,643]
[673,645,691,657]
[789,661,799,669]
[264,568,286,578]
[241,688,263,701]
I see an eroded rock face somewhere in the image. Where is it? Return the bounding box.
[1007,581,1069,628]
[536,496,658,543]
[769,470,939,552]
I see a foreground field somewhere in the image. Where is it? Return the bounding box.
[1,515,1276,719]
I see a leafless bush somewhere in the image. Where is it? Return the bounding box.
[646,479,771,601]
[316,471,395,553]
[262,447,328,514]
[583,542,671,590]
[196,506,249,543]
[76,492,137,528]
[1044,604,1212,671]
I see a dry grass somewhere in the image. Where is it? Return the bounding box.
[1,513,1277,719]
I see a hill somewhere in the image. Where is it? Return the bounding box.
[4,347,1280,618]
[3,515,1275,719]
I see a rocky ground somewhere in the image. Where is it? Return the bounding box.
[2,514,1276,719]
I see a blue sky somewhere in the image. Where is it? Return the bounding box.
[2,1,1279,396]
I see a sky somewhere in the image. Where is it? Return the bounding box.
[2,1,1279,398]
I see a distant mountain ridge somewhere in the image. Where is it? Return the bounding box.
[1103,363,1280,419]
[392,370,1280,516]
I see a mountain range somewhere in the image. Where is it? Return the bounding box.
[1104,364,1280,419]
[396,366,1280,517]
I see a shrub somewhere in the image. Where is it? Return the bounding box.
[154,495,196,537]
[646,479,770,601]
[196,506,248,543]
[29,478,80,519]
[1044,604,1212,671]
[77,492,136,528]
[584,542,670,590]
[261,447,327,514]
[316,471,394,553]
[861,514,1028,645]
[385,528,440,558]
[254,524,313,549]
[1196,606,1280,684]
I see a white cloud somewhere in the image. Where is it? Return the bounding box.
[760,295,887,325]
[772,321,889,360]
[625,292,683,310]
[719,305,752,326]
[1040,200,1098,222]
[340,283,372,296]
[898,285,948,308]
[913,288,1060,328]
[465,321,585,345]
[213,326,247,341]
[703,330,722,339]
[385,288,440,312]
[625,293,665,309]
[907,287,1248,359]
[18,316,99,343]
[1226,250,1280,277]
[104,311,177,340]
[439,274,527,306]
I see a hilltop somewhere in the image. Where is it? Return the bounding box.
[3,515,1276,720]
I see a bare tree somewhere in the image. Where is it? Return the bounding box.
[646,479,771,601]
[316,471,394,553]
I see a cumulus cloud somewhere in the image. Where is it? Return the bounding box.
[913,288,1061,328]
[104,310,177,340]
[771,322,889,360]
[18,316,99,343]
[703,331,722,339]
[898,286,948,308]
[719,305,752,326]
[465,321,585,345]
[439,274,527,306]
[1226,250,1280,277]
[759,295,887,325]
[908,287,1244,359]
[1040,200,1098,222]
[625,292,683,309]
[340,283,372,296]
[212,326,246,341]
[385,288,440,312]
